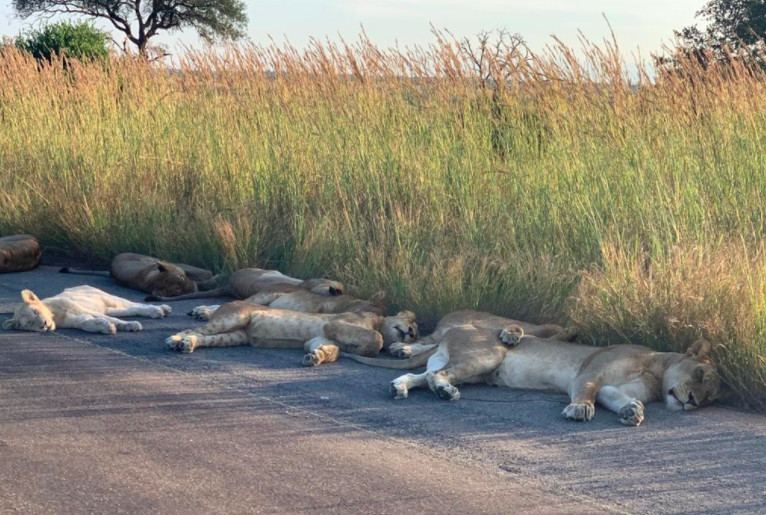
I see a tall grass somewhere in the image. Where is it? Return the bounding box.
[1,34,765,407]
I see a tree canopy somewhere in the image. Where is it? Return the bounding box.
[12,0,248,56]
[15,20,109,61]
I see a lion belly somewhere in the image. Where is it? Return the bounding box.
[489,341,595,393]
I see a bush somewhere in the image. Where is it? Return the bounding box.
[15,21,109,62]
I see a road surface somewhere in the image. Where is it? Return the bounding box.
[1,267,765,514]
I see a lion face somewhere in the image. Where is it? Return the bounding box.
[663,340,721,411]
[379,311,418,346]
[150,262,198,298]
[2,290,55,332]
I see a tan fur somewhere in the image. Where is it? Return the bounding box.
[2,286,172,334]
[387,309,576,359]
[61,253,215,298]
[187,290,386,320]
[0,235,41,273]
[149,267,345,303]
[166,301,417,366]
[368,324,721,426]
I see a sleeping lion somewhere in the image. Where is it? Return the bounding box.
[165,300,417,366]
[349,321,721,427]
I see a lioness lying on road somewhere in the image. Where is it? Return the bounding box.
[0,234,41,273]
[351,323,721,427]
[166,301,417,366]
[387,310,577,358]
[187,290,387,320]
[60,253,217,298]
[2,286,171,334]
[147,267,344,303]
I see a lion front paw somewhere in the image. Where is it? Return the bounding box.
[619,400,645,427]
[500,324,524,347]
[389,343,412,358]
[188,306,213,321]
[97,320,117,335]
[150,305,171,318]
[119,321,143,332]
[302,350,322,367]
[166,333,198,353]
[562,402,595,422]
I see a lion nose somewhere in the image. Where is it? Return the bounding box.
[668,388,675,397]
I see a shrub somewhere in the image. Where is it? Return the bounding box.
[15,21,109,62]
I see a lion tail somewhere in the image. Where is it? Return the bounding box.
[341,347,437,369]
[59,267,110,277]
[145,287,232,302]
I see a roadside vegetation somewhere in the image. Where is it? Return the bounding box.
[1,33,765,407]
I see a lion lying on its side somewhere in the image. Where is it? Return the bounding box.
[350,322,721,426]
[0,235,41,273]
[2,286,171,334]
[165,301,417,366]
[147,267,344,303]
[187,290,387,320]
[60,253,217,298]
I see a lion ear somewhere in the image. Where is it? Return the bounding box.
[396,310,416,322]
[20,290,40,304]
[156,262,169,273]
[686,339,712,359]
[369,291,386,305]
[329,286,343,296]
[2,319,15,330]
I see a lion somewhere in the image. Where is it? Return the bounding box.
[0,234,41,273]
[2,286,172,334]
[187,290,387,321]
[60,253,217,298]
[145,267,344,303]
[165,300,418,366]
[350,323,721,427]
[386,310,577,358]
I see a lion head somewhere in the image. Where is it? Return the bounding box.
[2,290,55,332]
[149,262,198,298]
[663,339,721,411]
[379,310,418,347]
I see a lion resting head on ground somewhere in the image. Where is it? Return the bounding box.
[347,310,720,426]
[166,300,417,366]
[2,286,171,334]
[60,253,216,298]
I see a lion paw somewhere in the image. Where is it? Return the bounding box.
[150,305,171,318]
[435,383,461,402]
[188,306,215,321]
[619,400,645,427]
[166,333,197,353]
[500,325,524,347]
[389,344,412,359]
[97,320,117,335]
[562,402,595,422]
[119,321,143,332]
[390,380,409,400]
[302,351,322,367]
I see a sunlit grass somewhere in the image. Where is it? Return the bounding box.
[1,34,765,407]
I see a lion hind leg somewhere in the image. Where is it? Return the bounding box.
[302,336,340,367]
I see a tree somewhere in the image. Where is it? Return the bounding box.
[671,0,766,66]
[15,21,109,61]
[12,0,248,57]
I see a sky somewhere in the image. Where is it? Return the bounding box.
[0,0,707,57]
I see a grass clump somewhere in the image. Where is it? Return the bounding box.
[1,33,765,408]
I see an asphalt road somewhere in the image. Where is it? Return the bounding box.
[1,267,765,514]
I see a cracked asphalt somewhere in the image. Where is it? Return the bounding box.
[1,266,765,514]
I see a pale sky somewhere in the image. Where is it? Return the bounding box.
[0,0,705,56]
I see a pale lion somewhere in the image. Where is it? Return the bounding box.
[350,321,721,426]
[2,286,172,334]
[60,253,217,298]
[147,267,344,303]
[165,301,417,366]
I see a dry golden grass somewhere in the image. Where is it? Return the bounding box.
[1,33,765,407]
